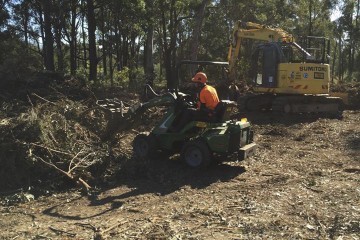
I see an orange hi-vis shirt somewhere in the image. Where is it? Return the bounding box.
[198,85,220,110]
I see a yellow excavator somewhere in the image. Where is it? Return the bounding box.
[228,20,344,114]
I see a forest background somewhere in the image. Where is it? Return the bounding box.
[0,0,359,92]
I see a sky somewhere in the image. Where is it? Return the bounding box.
[331,7,342,21]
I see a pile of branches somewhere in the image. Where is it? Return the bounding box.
[331,82,360,108]
[0,79,121,194]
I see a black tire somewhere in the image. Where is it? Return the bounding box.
[133,133,157,159]
[180,140,212,168]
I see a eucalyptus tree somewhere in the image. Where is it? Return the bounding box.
[0,0,10,63]
[100,0,146,88]
[0,0,9,29]
[339,0,360,80]
[289,0,336,37]
[0,0,43,88]
[143,0,156,86]
[159,0,186,88]
[55,0,82,75]
[41,0,55,71]
[11,1,31,47]
[190,0,211,61]
[156,0,214,88]
[86,0,97,81]
[10,0,57,72]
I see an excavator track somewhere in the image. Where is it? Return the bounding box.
[271,95,344,115]
[238,94,274,111]
[241,94,344,117]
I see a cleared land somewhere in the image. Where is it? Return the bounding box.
[1,108,359,239]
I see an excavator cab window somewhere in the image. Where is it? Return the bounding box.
[298,36,331,64]
[251,43,279,88]
[253,48,264,85]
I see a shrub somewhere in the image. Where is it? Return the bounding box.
[0,33,42,89]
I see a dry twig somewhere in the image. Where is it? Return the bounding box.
[27,142,74,157]
[34,155,91,191]
[49,226,76,237]
[31,93,56,105]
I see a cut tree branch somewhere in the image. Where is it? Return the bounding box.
[35,155,91,191]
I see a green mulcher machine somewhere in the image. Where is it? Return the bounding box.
[97,82,256,168]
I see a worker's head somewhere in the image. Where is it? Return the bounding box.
[192,72,207,84]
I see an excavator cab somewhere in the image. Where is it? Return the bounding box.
[250,36,331,90]
[251,43,285,88]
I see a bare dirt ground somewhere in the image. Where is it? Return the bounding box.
[0,108,359,240]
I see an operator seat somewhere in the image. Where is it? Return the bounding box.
[212,100,237,122]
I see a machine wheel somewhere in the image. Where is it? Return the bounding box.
[180,140,211,168]
[133,133,157,159]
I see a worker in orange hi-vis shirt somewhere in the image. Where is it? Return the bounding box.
[194,72,220,111]
[171,72,220,132]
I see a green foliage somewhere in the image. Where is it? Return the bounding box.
[331,0,360,82]
[0,1,9,27]
[75,68,89,85]
[0,33,42,88]
[128,67,146,92]
[354,72,360,82]
[0,0,359,89]
[153,63,167,87]
[200,2,229,60]
[113,66,130,87]
[291,0,333,36]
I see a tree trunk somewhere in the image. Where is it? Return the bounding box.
[128,33,137,90]
[144,25,154,86]
[331,40,337,84]
[109,32,114,86]
[339,36,343,83]
[190,0,210,61]
[114,20,122,71]
[42,0,55,71]
[54,24,64,73]
[81,6,87,70]
[87,0,97,82]
[24,16,29,48]
[70,0,77,75]
[122,36,129,68]
[144,0,155,86]
[161,0,178,89]
[102,42,107,76]
[157,26,164,81]
[100,6,107,76]
[308,0,313,36]
[38,5,45,53]
[348,10,354,78]
[161,8,172,88]
[170,0,177,85]
[22,3,29,49]
[351,0,360,79]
